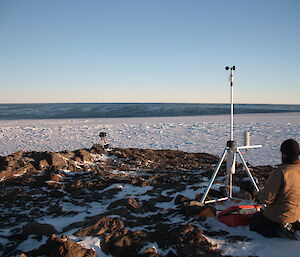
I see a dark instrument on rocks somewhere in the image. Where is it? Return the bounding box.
[99,132,110,149]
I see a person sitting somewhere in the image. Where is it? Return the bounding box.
[250,139,300,239]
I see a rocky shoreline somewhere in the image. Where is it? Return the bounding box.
[0,145,273,257]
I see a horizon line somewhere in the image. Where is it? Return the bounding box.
[0,102,300,106]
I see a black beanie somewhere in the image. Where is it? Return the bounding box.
[280,139,300,157]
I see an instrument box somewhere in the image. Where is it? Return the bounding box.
[217,204,261,227]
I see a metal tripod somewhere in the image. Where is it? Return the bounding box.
[200,66,262,204]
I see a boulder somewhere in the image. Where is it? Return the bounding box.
[22,221,56,238]
[207,188,226,198]
[102,230,147,257]
[142,246,159,255]
[90,144,106,154]
[47,203,63,214]
[50,153,67,168]
[25,151,52,169]
[74,156,82,162]
[29,234,97,257]
[175,194,191,205]
[38,159,49,170]
[5,156,18,167]
[0,163,36,180]
[75,149,92,162]
[186,200,204,207]
[50,173,63,182]
[61,151,75,159]
[0,151,27,175]
[184,201,216,217]
[173,224,222,257]
[107,198,142,213]
[75,217,125,237]
[29,208,43,217]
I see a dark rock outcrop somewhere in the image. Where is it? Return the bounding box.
[22,222,57,238]
[107,198,142,213]
[27,234,97,257]
[75,217,125,237]
[0,146,275,257]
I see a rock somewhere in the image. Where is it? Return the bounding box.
[75,149,92,162]
[0,156,6,170]
[102,230,147,257]
[25,151,52,169]
[207,188,226,198]
[110,148,219,171]
[29,208,43,217]
[184,205,205,216]
[0,170,12,180]
[45,180,65,189]
[0,151,36,179]
[186,200,204,207]
[155,195,173,202]
[143,246,158,254]
[234,190,254,201]
[175,194,191,205]
[61,151,75,159]
[99,188,121,199]
[146,223,222,256]
[47,203,63,214]
[4,151,24,167]
[194,206,217,218]
[90,144,107,154]
[174,224,222,257]
[107,198,142,213]
[105,207,138,223]
[38,159,49,170]
[184,202,216,217]
[195,193,204,201]
[16,150,26,157]
[5,156,17,167]
[13,163,36,177]
[74,156,82,162]
[22,222,56,238]
[50,173,63,182]
[75,217,125,237]
[0,147,273,257]
[29,234,97,257]
[50,153,67,168]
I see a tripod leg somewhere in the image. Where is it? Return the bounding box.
[227,172,233,198]
[200,149,228,203]
[237,149,259,192]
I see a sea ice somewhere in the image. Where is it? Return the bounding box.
[0,113,299,166]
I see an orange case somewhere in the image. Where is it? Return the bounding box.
[217,205,261,227]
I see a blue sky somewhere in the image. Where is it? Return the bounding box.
[0,0,299,104]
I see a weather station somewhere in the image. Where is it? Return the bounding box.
[200,66,262,204]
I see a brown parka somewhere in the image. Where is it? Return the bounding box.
[258,160,300,224]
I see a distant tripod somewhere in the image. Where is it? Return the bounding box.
[99,132,110,149]
[200,66,262,204]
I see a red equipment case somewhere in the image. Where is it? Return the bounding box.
[217,204,261,227]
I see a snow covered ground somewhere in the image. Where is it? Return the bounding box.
[15,183,300,257]
[1,112,300,257]
[0,112,299,165]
